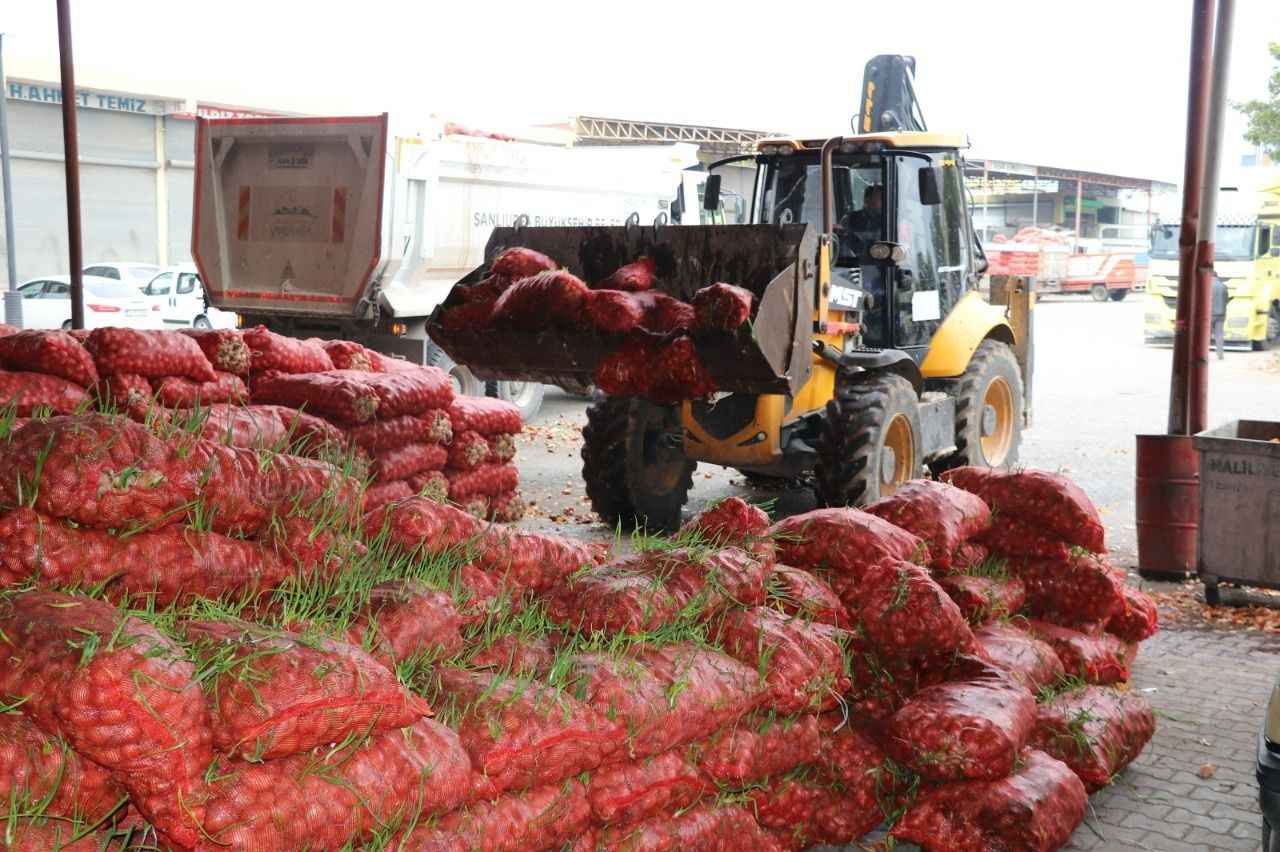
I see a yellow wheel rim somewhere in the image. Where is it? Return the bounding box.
[881,413,915,495]
[980,376,1016,465]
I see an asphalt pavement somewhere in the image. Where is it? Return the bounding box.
[509,293,1280,851]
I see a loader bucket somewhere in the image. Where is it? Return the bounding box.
[425,223,817,397]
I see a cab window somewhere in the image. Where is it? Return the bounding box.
[19,281,45,299]
[176,273,199,295]
[1260,224,1274,258]
[146,272,174,296]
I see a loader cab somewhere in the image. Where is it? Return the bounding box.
[750,134,976,356]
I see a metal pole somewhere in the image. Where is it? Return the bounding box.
[1168,0,1215,436]
[1031,168,1039,229]
[56,0,84,329]
[0,34,22,327]
[1188,0,1234,435]
[1073,178,1083,249]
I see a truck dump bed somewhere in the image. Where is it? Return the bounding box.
[425,223,817,396]
[192,115,388,319]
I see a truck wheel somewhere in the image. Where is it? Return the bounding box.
[426,343,485,398]
[1091,284,1109,302]
[489,380,545,423]
[1108,289,1129,302]
[581,395,694,531]
[815,371,923,507]
[1253,303,1280,351]
[932,339,1023,473]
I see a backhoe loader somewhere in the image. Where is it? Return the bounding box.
[426,56,1033,529]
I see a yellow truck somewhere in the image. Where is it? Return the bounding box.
[1145,181,1280,349]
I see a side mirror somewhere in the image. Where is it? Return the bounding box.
[703,174,722,212]
[918,166,943,206]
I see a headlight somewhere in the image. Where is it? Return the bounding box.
[869,243,891,261]
[760,144,779,156]
[777,145,793,156]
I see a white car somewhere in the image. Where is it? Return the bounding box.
[82,262,161,293]
[141,264,237,330]
[15,274,154,329]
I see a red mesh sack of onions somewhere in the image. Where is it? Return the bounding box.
[1013,552,1126,624]
[844,560,977,672]
[250,369,380,423]
[360,366,454,418]
[348,413,437,453]
[0,329,98,387]
[151,370,248,407]
[886,658,1037,782]
[448,395,523,435]
[489,245,557,282]
[0,819,115,851]
[448,429,490,470]
[434,668,624,795]
[242,326,334,374]
[0,323,17,336]
[594,333,657,397]
[891,748,1087,852]
[1025,620,1135,685]
[1106,584,1159,642]
[771,507,929,580]
[397,778,591,852]
[865,479,992,569]
[648,334,717,403]
[374,441,448,481]
[0,370,89,416]
[198,719,473,852]
[693,711,822,785]
[0,591,211,849]
[679,495,770,547]
[711,606,851,713]
[409,468,449,501]
[179,328,250,374]
[765,564,850,627]
[951,541,992,573]
[546,558,690,634]
[491,268,588,330]
[586,750,712,827]
[85,327,216,382]
[347,579,466,666]
[942,465,1106,553]
[472,526,607,592]
[320,338,385,372]
[597,256,656,292]
[749,772,888,849]
[1030,685,1155,792]
[0,713,124,823]
[649,545,769,611]
[692,282,754,332]
[361,478,413,514]
[440,298,496,331]
[976,514,1073,561]
[938,572,1027,625]
[634,290,697,333]
[584,288,647,334]
[0,506,292,604]
[447,462,518,500]
[488,489,525,522]
[487,431,516,463]
[97,372,152,412]
[183,619,430,761]
[0,414,204,528]
[564,643,762,760]
[366,494,485,552]
[973,621,1066,691]
[598,803,778,852]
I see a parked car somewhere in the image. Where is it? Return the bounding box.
[82,262,161,292]
[141,264,237,329]
[15,274,154,329]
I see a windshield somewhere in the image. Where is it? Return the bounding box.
[1150,223,1256,261]
[758,154,885,261]
[87,281,139,299]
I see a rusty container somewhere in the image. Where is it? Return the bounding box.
[1194,420,1280,592]
[1135,434,1199,579]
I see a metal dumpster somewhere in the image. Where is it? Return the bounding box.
[1195,420,1280,603]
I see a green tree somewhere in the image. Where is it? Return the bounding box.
[1236,42,1280,159]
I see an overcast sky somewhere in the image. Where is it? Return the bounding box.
[4,0,1279,183]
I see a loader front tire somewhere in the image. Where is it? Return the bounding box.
[815,372,923,507]
[582,396,694,531]
[932,339,1023,473]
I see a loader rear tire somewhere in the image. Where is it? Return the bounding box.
[931,339,1023,473]
[815,371,923,507]
[582,396,694,532]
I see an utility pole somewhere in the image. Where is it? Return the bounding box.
[0,33,21,327]
[56,0,85,329]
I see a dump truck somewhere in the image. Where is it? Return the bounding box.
[1145,182,1280,349]
[426,56,1034,528]
[190,115,703,420]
